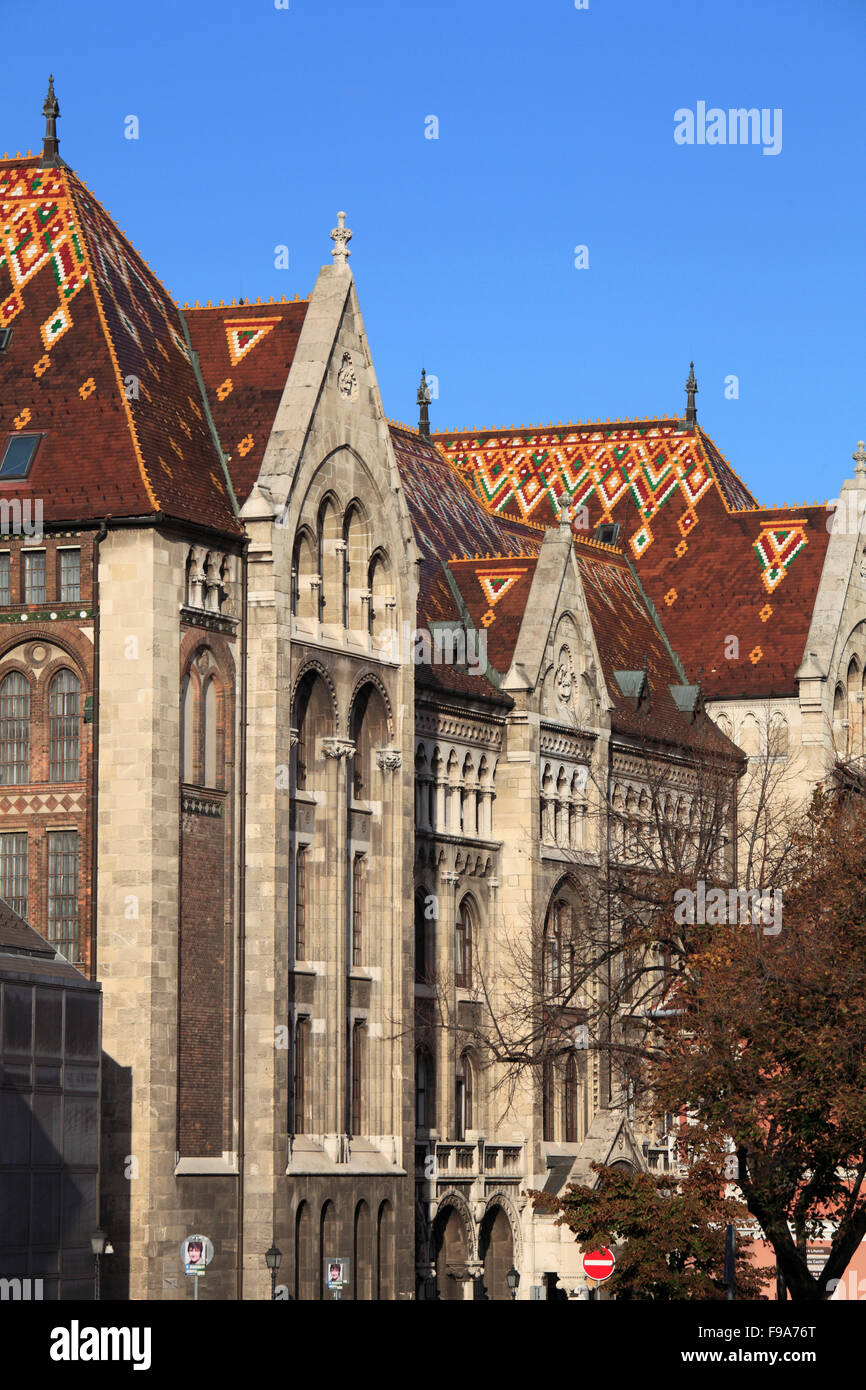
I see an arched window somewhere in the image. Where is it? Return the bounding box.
[292,1016,309,1135]
[293,671,332,793]
[202,678,218,787]
[367,549,394,641]
[181,673,194,783]
[376,1200,395,1300]
[848,658,862,758]
[350,683,389,800]
[455,1051,474,1139]
[317,496,341,624]
[353,1201,372,1301]
[455,898,473,987]
[49,669,80,782]
[542,1058,554,1141]
[351,1020,366,1135]
[344,504,367,632]
[563,1053,578,1143]
[415,1048,434,1131]
[292,528,317,621]
[294,1201,311,1301]
[543,905,562,996]
[0,672,29,785]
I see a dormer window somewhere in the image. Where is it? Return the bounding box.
[0,434,41,479]
[594,521,620,546]
[0,328,12,352]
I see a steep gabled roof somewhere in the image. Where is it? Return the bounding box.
[432,420,831,700]
[0,159,240,533]
[185,297,309,503]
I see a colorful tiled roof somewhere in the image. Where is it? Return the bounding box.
[185,298,309,502]
[389,424,542,563]
[432,421,830,699]
[0,159,240,533]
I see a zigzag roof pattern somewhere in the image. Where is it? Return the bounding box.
[431,420,831,699]
[0,158,240,534]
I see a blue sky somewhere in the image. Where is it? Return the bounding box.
[3,0,864,504]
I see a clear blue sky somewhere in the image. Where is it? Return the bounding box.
[3,0,864,505]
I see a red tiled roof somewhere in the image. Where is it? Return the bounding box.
[433,421,830,699]
[0,159,240,534]
[185,298,309,502]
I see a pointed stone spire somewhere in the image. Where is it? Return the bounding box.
[853,440,866,479]
[40,75,61,169]
[417,367,432,437]
[330,211,352,267]
[684,361,698,428]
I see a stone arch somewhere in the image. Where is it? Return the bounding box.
[291,658,338,718]
[349,678,391,800]
[367,546,395,641]
[346,669,393,739]
[479,1192,522,1300]
[432,1192,476,1299]
[291,524,317,620]
[293,666,337,793]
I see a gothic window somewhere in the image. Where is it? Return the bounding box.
[292,528,317,621]
[543,904,562,995]
[0,672,30,785]
[542,1058,554,1141]
[415,1048,434,1131]
[367,550,393,640]
[293,671,332,793]
[350,682,388,800]
[202,678,218,788]
[295,846,308,960]
[455,1051,473,1139]
[0,553,9,605]
[563,1053,578,1143]
[181,674,194,783]
[343,503,367,632]
[316,496,341,623]
[49,670,80,782]
[292,1016,309,1135]
[847,658,862,758]
[352,852,366,967]
[455,897,473,987]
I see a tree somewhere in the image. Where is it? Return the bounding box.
[530,1160,768,1300]
[646,784,866,1300]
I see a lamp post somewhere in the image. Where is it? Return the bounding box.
[265,1244,282,1300]
[506,1266,520,1301]
[90,1230,107,1301]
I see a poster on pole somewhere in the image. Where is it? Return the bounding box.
[325,1256,349,1291]
[182,1234,214,1276]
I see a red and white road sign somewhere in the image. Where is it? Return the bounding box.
[582,1247,615,1282]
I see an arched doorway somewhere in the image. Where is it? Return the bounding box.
[432,1202,470,1301]
[478,1205,514,1301]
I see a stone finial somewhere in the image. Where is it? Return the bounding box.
[684,361,698,427]
[417,368,432,437]
[853,440,866,479]
[330,211,352,267]
[41,74,61,169]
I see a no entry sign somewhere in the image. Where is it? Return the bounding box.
[582,1247,615,1282]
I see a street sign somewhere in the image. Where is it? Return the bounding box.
[582,1247,615,1282]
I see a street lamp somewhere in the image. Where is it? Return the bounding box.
[265,1244,282,1300]
[506,1266,520,1300]
[90,1230,107,1302]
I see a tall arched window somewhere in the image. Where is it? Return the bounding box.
[294,846,308,960]
[181,673,194,782]
[563,1053,578,1143]
[543,907,561,996]
[0,672,30,785]
[353,1201,372,1301]
[292,528,317,621]
[292,1016,309,1135]
[455,1051,474,1140]
[350,683,389,800]
[317,496,341,624]
[293,671,332,793]
[352,853,366,966]
[202,679,218,787]
[455,898,473,987]
[49,669,80,782]
[542,1058,554,1141]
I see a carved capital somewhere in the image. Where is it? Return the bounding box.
[376,748,402,772]
[321,737,355,760]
